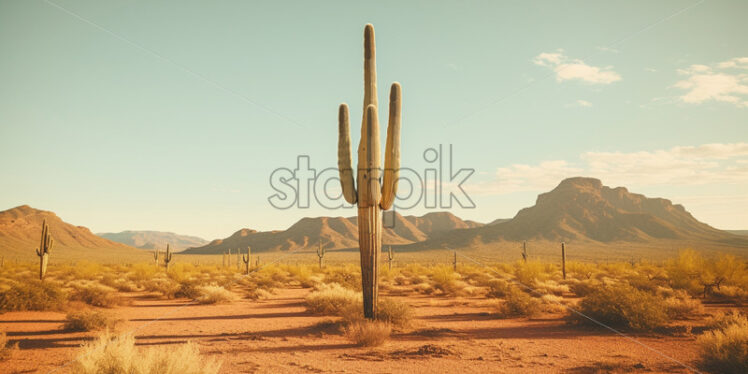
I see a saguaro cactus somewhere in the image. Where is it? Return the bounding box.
[337,24,402,319]
[36,219,54,280]
[153,249,159,268]
[521,241,528,263]
[317,240,326,269]
[453,251,458,272]
[561,242,567,280]
[164,244,173,272]
[242,246,251,275]
[387,246,394,271]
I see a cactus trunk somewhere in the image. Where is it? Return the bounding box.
[358,205,381,319]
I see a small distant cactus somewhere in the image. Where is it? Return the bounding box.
[386,246,394,271]
[164,244,173,272]
[561,242,567,280]
[152,249,159,268]
[36,219,54,280]
[317,240,326,269]
[241,246,251,275]
[522,241,528,263]
[453,251,458,272]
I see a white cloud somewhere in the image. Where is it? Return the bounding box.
[533,51,622,84]
[465,143,748,196]
[673,57,748,107]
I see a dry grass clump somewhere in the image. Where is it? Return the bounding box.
[323,266,362,291]
[64,310,120,332]
[73,332,221,374]
[0,280,68,312]
[345,320,391,347]
[142,278,181,299]
[376,298,413,329]
[69,283,123,308]
[0,331,18,361]
[305,283,361,316]
[664,290,704,319]
[705,311,747,331]
[486,278,511,298]
[495,286,541,318]
[697,314,748,374]
[194,285,236,304]
[577,283,668,331]
[533,280,570,296]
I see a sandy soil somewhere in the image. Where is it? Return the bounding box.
[0,287,704,374]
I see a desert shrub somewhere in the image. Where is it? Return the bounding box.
[376,298,413,329]
[142,278,181,299]
[323,266,362,291]
[513,261,548,286]
[64,310,120,332]
[346,321,391,347]
[486,278,511,298]
[305,283,361,316]
[567,278,602,297]
[0,331,18,360]
[73,332,221,374]
[194,286,236,304]
[430,266,464,295]
[496,286,541,318]
[70,283,122,308]
[539,294,567,313]
[705,311,747,331]
[664,290,704,319]
[697,315,748,374]
[0,280,68,312]
[577,284,668,331]
[533,280,570,296]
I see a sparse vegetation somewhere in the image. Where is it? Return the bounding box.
[194,285,236,304]
[0,280,68,312]
[577,283,668,331]
[697,313,748,374]
[73,332,221,374]
[64,310,120,332]
[346,320,391,347]
[495,286,542,318]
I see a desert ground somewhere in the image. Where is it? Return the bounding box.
[1,248,747,374]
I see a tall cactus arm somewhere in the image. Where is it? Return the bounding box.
[363,24,377,110]
[338,104,357,204]
[380,82,402,210]
[357,104,381,207]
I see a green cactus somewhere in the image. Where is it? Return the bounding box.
[153,249,159,268]
[561,242,567,280]
[241,246,251,275]
[35,219,54,280]
[317,240,326,269]
[337,24,402,319]
[387,245,394,271]
[164,244,173,272]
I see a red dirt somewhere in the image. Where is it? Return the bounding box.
[0,288,703,373]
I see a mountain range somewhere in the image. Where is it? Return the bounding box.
[2,177,746,259]
[97,231,208,251]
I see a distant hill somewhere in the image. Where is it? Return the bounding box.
[410,177,748,249]
[0,205,139,259]
[182,211,482,254]
[97,231,208,251]
[728,230,748,236]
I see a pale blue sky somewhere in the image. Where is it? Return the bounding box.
[1,0,746,240]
